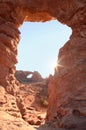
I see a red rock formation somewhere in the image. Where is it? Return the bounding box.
[47,1,86,128]
[0,86,35,130]
[15,70,43,83]
[31,71,43,82]
[15,70,33,83]
[0,0,86,129]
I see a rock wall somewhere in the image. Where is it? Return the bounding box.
[0,0,86,129]
[47,31,86,129]
[0,1,26,94]
[0,19,20,94]
[47,1,86,129]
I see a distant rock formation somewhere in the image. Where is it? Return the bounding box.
[15,70,43,83]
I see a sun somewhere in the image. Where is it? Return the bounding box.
[49,60,63,75]
[51,61,57,69]
[51,60,63,70]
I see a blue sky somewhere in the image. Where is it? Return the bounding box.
[16,20,72,78]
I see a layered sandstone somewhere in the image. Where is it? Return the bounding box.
[0,0,86,129]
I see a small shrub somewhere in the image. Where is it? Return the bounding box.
[40,97,48,107]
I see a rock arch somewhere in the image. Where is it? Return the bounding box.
[0,0,86,129]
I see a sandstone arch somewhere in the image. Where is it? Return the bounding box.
[0,0,86,129]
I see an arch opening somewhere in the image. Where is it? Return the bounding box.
[16,20,72,78]
[27,74,33,79]
[15,20,72,125]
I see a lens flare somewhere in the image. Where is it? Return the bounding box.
[57,59,63,68]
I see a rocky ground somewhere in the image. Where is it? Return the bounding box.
[0,73,61,130]
[0,85,73,130]
[0,71,85,130]
[14,71,48,125]
[0,80,85,130]
[0,71,49,130]
[17,81,48,126]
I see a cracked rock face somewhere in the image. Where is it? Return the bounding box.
[0,0,86,129]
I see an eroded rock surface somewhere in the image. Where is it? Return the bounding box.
[0,0,86,129]
[0,86,36,130]
[15,70,43,83]
[47,2,86,128]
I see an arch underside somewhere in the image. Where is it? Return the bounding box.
[0,0,86,129]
